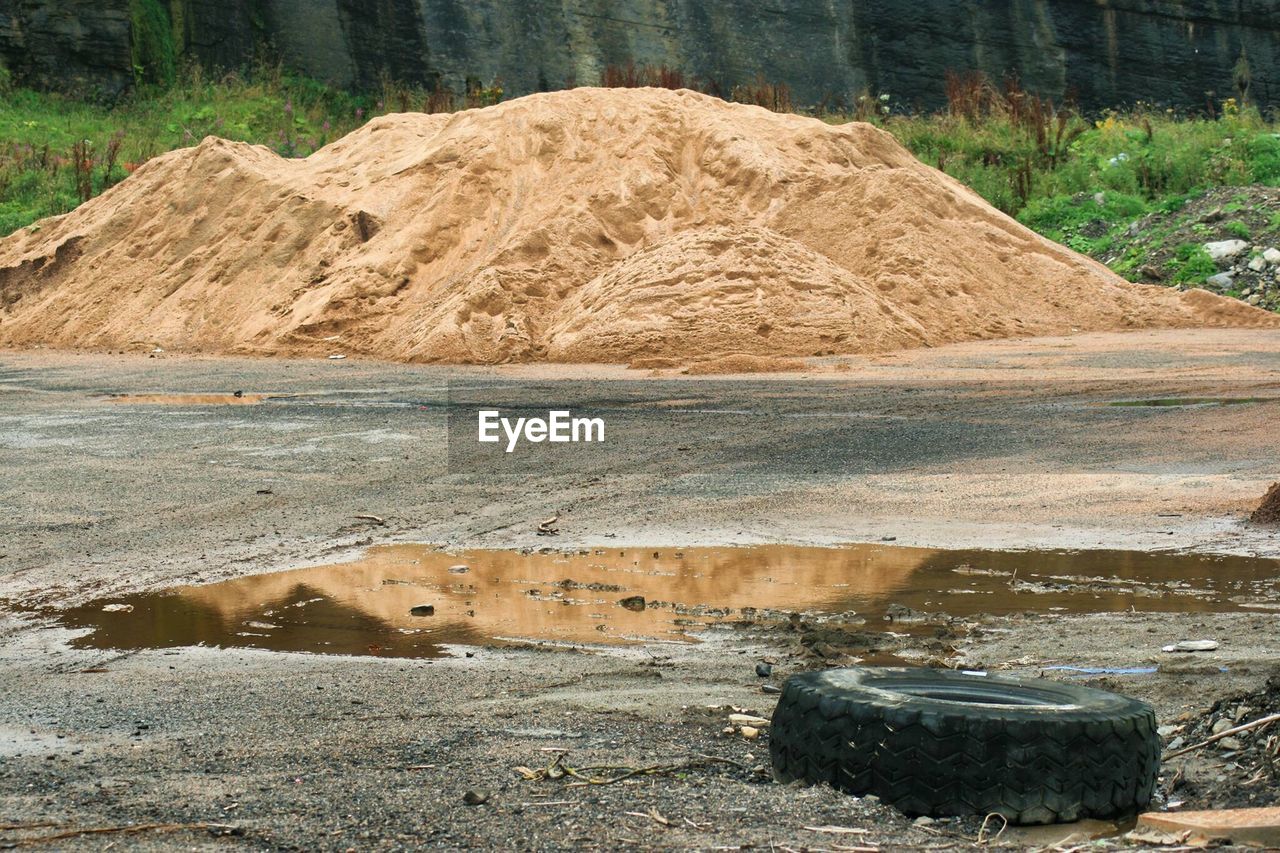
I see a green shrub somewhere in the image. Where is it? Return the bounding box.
[1166,243,1218,284]
[1225,220,1251,239]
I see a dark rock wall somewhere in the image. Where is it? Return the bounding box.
[1,0,1275,110]
[0,0,133,95]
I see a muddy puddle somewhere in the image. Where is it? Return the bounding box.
[42,544,1280,660]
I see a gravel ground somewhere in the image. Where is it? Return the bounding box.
[3,328,1280,849]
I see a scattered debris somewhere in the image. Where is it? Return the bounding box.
[1163,711,1280,759]
[537,513,560,536]
[513,751,757,787]
[0,823,241,846]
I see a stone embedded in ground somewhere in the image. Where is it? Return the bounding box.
[1204,239,1251,262]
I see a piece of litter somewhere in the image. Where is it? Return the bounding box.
[1162,640,1219,653]
[1137,806,1280,847]
[327,354,346,360]
[1044,665,1158,675]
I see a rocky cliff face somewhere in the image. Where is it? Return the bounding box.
[1,0,1275,110]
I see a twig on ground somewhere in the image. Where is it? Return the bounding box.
[976,813,1007,845]
[352,514,385,525]
[623,809,670,826]
[3,823,238,846]
[515,751,753,786]
[1164,712,1280,759]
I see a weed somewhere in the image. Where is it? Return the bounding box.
[1166,243,1218,284]
[1225,220,1252,239]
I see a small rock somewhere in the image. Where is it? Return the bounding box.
[101,603,134,613]
[1156,725,1179,737]
[462,789,489,806]
[1206,272,1235,290]
[740,725,760,740]
[618,595,646,612]
[755,662,773,678]
[1248,255,1268,272]
[409,604,436,617]
[1248,294,1262,306]
[448,565,469,574]
[762,684,782,694]
[914,816,937,827]
[1162,639,1218,653]
[1093,192,1106,206]
[1168,736,1186,750]
[1218,737,1244,751]
[1211,718,1234,735]
[1204,239,1250,262]
[1263,247,1280,264]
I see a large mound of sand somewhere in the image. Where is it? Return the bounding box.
[0,88,1274,363]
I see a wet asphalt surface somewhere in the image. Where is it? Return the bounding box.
[2,339,1280,849]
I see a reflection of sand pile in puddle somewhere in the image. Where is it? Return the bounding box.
[2,88,1275,365]
[1252,483,1280,525]
[178,544,933,647]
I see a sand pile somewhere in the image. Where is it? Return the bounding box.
[0,88,1275,364]
[1251,483,1280,525]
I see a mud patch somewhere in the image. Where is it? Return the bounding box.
[1251,483,1280,525]
[30,544,1280,660]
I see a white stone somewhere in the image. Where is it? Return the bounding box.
[1203,239,1250,261]
[1263,247,1280,264]
[1248,255,1267,272]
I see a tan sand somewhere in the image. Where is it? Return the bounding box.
[0,88,1275,364]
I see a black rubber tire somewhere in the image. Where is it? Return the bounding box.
[769,667,1160,825]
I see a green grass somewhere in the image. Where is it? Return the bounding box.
[1166,243,1219,284]
[0,68,374,234]
[3,69,1280,264]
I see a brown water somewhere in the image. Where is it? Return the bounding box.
[46,544,1280,660]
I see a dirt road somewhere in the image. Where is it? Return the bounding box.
[3,328,1279,848]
